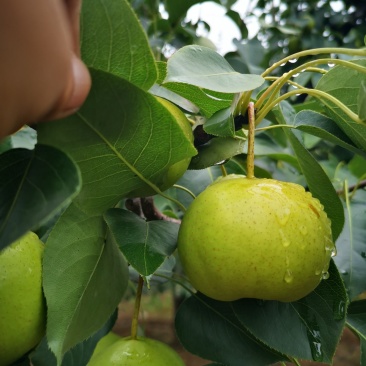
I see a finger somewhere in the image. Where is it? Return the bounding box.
[63,0,82,55]
[43,55,91,121]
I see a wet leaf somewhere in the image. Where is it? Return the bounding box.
[233,261,347,363]
[104,208,179,276]
[43,204,128,363]
[164,45,264,93]
[0,145,81,250]
[81,0,157,89]
[334,190,366,300]
[38,69,196,215]
[175,293,285,365]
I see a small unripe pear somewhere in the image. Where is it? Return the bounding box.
[178,175,335,302]
[87,336,185,365]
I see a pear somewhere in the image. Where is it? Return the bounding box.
[87,336,185,365]
[90,332,121,358]
[0,232,45,366]
[178,175,335,302]
[128,97,193,197]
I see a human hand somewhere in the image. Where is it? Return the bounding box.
[0,0,91,139]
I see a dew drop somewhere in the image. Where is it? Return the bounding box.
[279,229,291,247]
[276,207,291,226]
[361,251,366,258]
[333,300,346,320]
[289,58,298,63]
[293,72,300,77]
[214,160,227,166]
[315,268,322,276]
[284,269,294,283]
[341,269,349,275]
[331,247,337,257]
[328,62,335,67]
[322,271,330,280]
[280,62,287,66]
[307,328,323,362]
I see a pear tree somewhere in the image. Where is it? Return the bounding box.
[1,1,366,366]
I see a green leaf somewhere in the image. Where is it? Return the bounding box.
[165,167,223,210]
[252,135,301,170]
[294,110,366,158]
[347,300,366,365]
[164,0,206,24]
[104,208,179,276]
[358,80,366,122]
[43,203,128,363]
[30,310,117,366]
[0,145,81,250]
[189,137,246,170]
[164,45,264,93]
[204,107,235,137]
[153,60,228,115]
[149,84,199,113]
[175,293,285,365]
[334,190,366,300]
[163,82,233,117]
[232,260,347,363]
[287,130,344,240]
[233,39,266,75]
[316,60,366,151]
[37,69,196,215]
[81,0,157,89]
[273,105,345,240]
[348,155,366,178]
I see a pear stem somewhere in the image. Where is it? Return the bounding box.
[130,275,144,340]
[246,102,255,179]
[220,164,228,177]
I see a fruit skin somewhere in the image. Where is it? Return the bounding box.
[127,97,193,197]
[0,232,46,366]
[90,332,121,358]
[178,175,335,302]
[87,336,185,366]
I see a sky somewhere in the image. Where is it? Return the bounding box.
[186,0,259,54]
[185,0,346,54]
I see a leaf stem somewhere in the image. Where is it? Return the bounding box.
[289,357,301,366]
[131,275,144,340]
[220,164,228,177]
[257,58,366,112]
[246,102,255,179]
[255,124,295,132]
[256,88,363,125]
[173,184,196,199]
[159,191,187,212]
[155,273,195,295]
[262,47,366,77]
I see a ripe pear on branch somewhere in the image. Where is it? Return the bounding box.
[178,103,335,302]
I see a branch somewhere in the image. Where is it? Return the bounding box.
[337,179,366,195]
[125,198,144,217]
[140,197,181,224]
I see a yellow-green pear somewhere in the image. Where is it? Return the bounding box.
[0,232,45,366]
[178,175,335,302]
[89,332,121,359]
[87,336,185,366]
[127,97,193,197]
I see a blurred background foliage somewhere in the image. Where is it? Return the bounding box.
[128,0,366,64]
[126,0,366,187]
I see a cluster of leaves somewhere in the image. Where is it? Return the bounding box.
[1,0,366,366]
